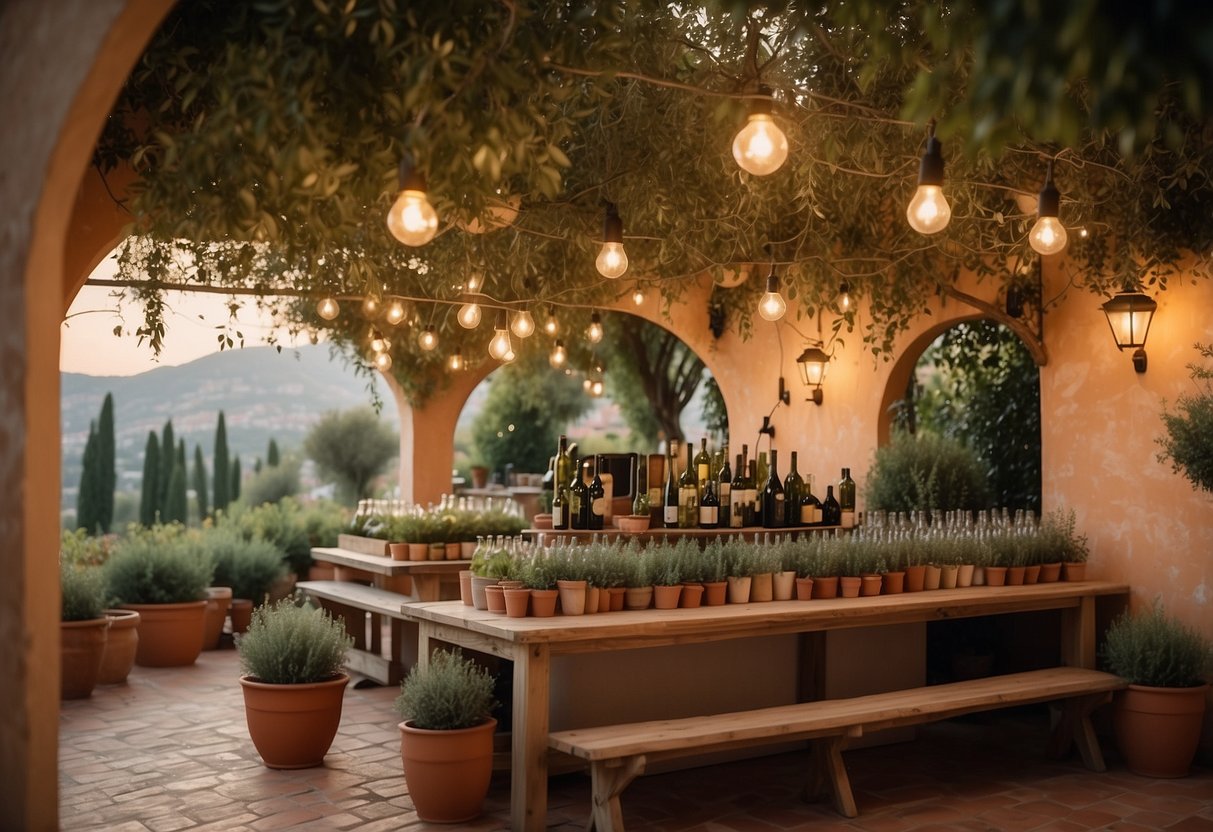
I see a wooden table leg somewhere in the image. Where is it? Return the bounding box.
[1062,596,1095,669]
[512,642,551,832]
[416,621,436,670]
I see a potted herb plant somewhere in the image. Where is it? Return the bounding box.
[395,649,497,823]
[238,599,353,769]
[1102,603,1212,778]
[60,562,109,699]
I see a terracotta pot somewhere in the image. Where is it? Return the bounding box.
[503,588,531,618]
[1114,684,1208,778]
[1064,562,1087,581]
[408,543,428,561]
[121,600,208,667]
[61,617,109,699]
[445,543,461,560]
[726,576,752,604]
[470,466,489,489]
[584,587,600,614]
[484,585,506,614]
[973,566,987,586]
[608,587,626,611]
[839,576,862,598]
[203,586,233,650]
[97,609,140,685]
[773,571,796,601]
[794,577,814,600]
[652,584,682,610]
[985,566,1008,587]
[938,565,959,589]
[923,564,942,590]
[531,513,554,530]
[859,575,882,596]
[702,581,728,606]
[557,580,587,615]
[679,584,704,608]
[470,576,495,611]
[812,576,839,599]
[459,570,474,606]
[1006,565,1026,586]
[956,564,975,588]
[530,589,559,617]
[240,674,349,769]
[624,586,653,610]
[498,580,524,590]
[428,543,446,561]
[400,717,497,823]
[461,541,477,559]
[749,572,774,602]
[1024,564,1041,584]
[1039,562,1063,583]
[882,571,905,594]
[387,542,407,560]
[597,586,612,613]
[904,565,927,592]
[230,598,253,634]
[307,563,336,581]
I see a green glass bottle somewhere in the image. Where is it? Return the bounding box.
[783,451,804,527]
[678,442,698,528]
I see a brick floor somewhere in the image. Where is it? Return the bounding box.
[61,648,1213,831]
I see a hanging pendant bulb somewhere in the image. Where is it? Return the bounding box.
[387,156,438,246]
[418,326,438,351]
[732,85,789,176]
[632,287,645,306]
[457,302,482,329]
[316,297,340,321]
[758,267,787,322]
[503,348,516,363]
[906,120,951,235]
[595,203,629,278]
[362,296,381,318]
[836,282,852,313]
[590,378,605,398]
[369,328,388,354]
[586,311,604,344]
[510,308,535,338]
[549,339,567,369]
[447,349,464,372]
[385,300,406,326]
[543,306,559,336]
[373,351,393,372]
[488,312,512,361]
[1029,160,1068,256]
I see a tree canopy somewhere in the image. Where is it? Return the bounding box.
[304,408,399,501]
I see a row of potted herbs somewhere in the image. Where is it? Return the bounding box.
[356,508,527,561]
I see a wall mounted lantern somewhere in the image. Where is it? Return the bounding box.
[796,345,830,405]
[1101,291,1156,373]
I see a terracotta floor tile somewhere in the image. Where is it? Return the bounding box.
[1168,818,1213,832]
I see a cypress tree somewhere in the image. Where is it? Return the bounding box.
[139,431,161,526]
[213,412,230,514]
[193,444,209,522]
[76,423,100,533]
[254,458,263,474]
[230,454,242,503]
[158,420,175,518]
[175,440,188,522]
[97,393,116,533]
[163,462,187,525]
[266,439,280,467]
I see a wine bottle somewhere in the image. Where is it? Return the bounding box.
[678,441,698,528]
[632,460,650,517]
[717,446,732,529]
[728,453,744,528]
[761,449,785,528]
[663,447,679,528]
[822,484,842,526]
[552,476,568,530]
[555,435,572,491]
[801,473,822,526]
[839,467,857,529]
[745,459,759,527]
[699,476,720,528]
[783,451,804,527]
[694,436,712,498]
[569,454,586,530]
[588,456,606,530]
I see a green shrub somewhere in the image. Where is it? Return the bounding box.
[238,458,302,508]
[223,498,311,576]
[206,527,287,603]
[238,599,351,684]
[1102,603,1213,688]
[61,562,107,621]
[865,432,994,513]
[103,528,213,604]
[60,528,116,568]
[1157,343,1213,493]
[395,649,496,731]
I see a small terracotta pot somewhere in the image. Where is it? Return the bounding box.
[726,576,752,604]
[1024,564,1041,585]
[795,577,814,600]
[584,587,600,615]
[498,580,524,590]
[839,576,862,598]
[1039,562,1063,583]
[97,609,140,685]
[1006,565,1026,586]
[882,571,905,594]
[445,543,461,561]
[985,566,1008,587]
[484,585,506,614]
[652,584,683,610]
[61,617,109,699]
[923,564,942,590]
[972,566,987,586]
[597,586,612,613]
[812,576,839,599]
[408,543,428,561]
[679,584,704,608]
[503,588,531,618]
[530,589,559,617]
[956,564,975,587]
[608,587,626,611]
[1063,562,1087,581]
[557,580,588,615]
[459,570,474,606]
[939,564,959,590]
[461,541,477,559]
[241,674,349,769]
[388,542,408,561]
[859,575,882,596]
[429,543,446,561]
[904,565,927,592]
[702,581,728,606]
[773,571,796,601]
[229,598,253,634]
[750,573,774,602]
[624,586,653,610]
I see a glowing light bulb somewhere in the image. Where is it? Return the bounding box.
[385,301,406,326]
[906,185,951,234]
[543,310,559,336]
[488,318,512,361]
[632,288,645,306]
[503,349,516,363]
[732,113,788,176]
[362,296,380,317]
[583,377,592,392]
[316,297,339,321]
[370,329,388,353]
[836,282,852,313]
[373,351,393,371]
[596,203,629,278]
[590,379,604,397]
[457,302,482,329]
[419,326,438,351]
[758,271,787,322]
[586,312,604,344]
[510,309,535,338]
[448,350,464,371]
[1029,162,1068,255]
[387,190,438,246]
[549,339,567,369]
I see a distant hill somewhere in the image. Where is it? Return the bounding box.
[61,344,382,509]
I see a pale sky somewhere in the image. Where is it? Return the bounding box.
[61,255,311,377]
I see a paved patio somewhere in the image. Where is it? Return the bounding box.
[60,645,1213,831]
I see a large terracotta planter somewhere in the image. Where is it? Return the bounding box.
[121,600,208,667]
[97,609,140,685]
[61,617,109,699]
[203,587,233,650]
[400,717,497,823]
[240,674,350,769]
[1114,684,1208,778]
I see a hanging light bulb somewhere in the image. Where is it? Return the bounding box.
[386,155,438,246]
[732,85,789,176]
[488,312,512,361]
[418,326,438,351]
[457,302,482,329]
[316,297,340,321]
[758,267,787,322]
[373,351,393,372]
[362,296,380,317]
[503,348,516,363]
[582,377,593,392]
[590,379,605,397]
[836,282,852,313]
[510,308,535,339]
[447,349,464,372]
[586,311,604,344]
[385,300,406,326]
[549,339,567,369]
[632,287,645,306]
[543,306,559,336]
[369,328,388,353]
[595,202,629,279]
[906,120,951,235]
[1029,160,1068,256]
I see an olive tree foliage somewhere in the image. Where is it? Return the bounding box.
[303,408,399,502]
[97,1,1213,406]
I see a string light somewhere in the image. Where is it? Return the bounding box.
[362,296,380,317]
[543,307,559,336]
[510,308,535,338]
[419,326,438,351]
[732,85,788,176]
[385,300,406,326]
[488,312,512,361]
[586,312,604,344]
[632,287,645,306]
[316,297,339,321]
[386,155,438,246]
[836,282,852,313]
[1029,160,1068,256]
[457,302,482,329]
[595,202,629,279]
[369,328,388,353]
[906,120,951,235]
[549,339,567,368]
[758,267,787,322]
[448,349,464,371]
[373,351,393,371]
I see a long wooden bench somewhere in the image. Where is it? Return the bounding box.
[297,580,418,684]
[548,667,1126,832]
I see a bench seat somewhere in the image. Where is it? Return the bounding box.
[549,666,1126,831]
[297,580,416,684]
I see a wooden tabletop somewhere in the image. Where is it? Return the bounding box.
[311,547,471,576]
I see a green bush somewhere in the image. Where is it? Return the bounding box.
[239,457,301,508]
[1157,343,1213,493]
[103,527,213,604]
[60,528,116,568]
[865,432,994,513]
[205,527,287,604]
[238,599,351,684]
[395,649,496,731]
[1102,603,1213,688]
[61,562,107,621]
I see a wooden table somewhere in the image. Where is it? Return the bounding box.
[310,546,469,601]
[401,580,1127,832]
